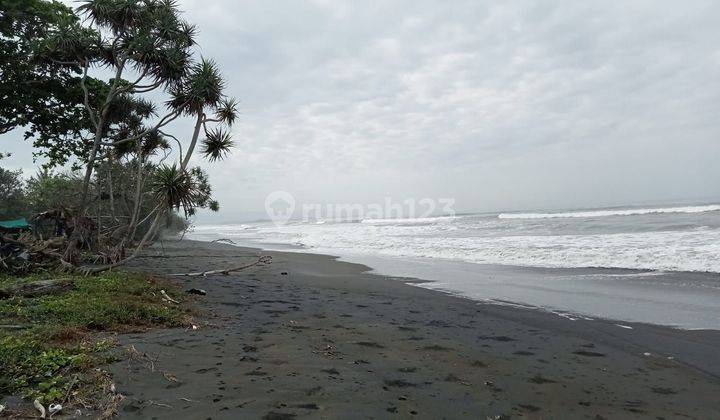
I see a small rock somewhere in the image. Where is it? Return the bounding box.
[186,288,207,295]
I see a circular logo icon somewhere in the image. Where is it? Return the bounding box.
[264,191,296,225]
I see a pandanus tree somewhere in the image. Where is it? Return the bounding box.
[134,59,238,256]
[50,0,195,212]
[167,58,238,170]
[14,0,240,271]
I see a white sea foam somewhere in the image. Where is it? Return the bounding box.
[498,204,720,219]
[189,204,720,273]
[189,206,720,329]
[192,223,254,231]
[360,216,458,225]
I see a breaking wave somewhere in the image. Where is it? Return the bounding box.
[498,204,720,219]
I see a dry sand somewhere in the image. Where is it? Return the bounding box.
[111,239,720,419]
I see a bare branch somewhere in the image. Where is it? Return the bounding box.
[80,60,99,130]
[117,67,150,93]
[131,80,163,93]
[158,130,184,163]
[169,256,273,277]
[105,109,183,148]
[136,203,162,227]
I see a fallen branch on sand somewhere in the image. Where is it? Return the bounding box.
[210,238,237,244]
[0,278,73,299]
[169,255,272,277]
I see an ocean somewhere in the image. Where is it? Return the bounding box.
[188,203,720,329]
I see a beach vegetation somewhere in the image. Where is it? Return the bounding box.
[0,0,237,274]
[0,271,188,410]
[0,166,27,220]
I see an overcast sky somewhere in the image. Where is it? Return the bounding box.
[4,0,720,221]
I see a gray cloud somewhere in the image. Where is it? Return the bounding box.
[5,0,720,220]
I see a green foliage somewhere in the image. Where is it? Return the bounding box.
[0,0,104,166]
[0,272,187,329]
[76,0,196,85]
[202,127,234,162]
[0,334,92,403]
[150,164,218,216]
[0,166,27,219]
[168,58,225,116]
[25,169,82,213]
[0,271,188,403]
[215,98,239,127]
[1,0,234,270]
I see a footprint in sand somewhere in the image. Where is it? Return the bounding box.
[384,379,417,388]
[572,350,606,357]
[479,335,516,342]
[528,374,557,384]
[355,341,385,348]
[421,344,452,351]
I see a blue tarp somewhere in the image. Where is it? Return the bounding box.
[0,218,31,230]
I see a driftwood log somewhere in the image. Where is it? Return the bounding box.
[0,279,74,299]
[170,255,272,277]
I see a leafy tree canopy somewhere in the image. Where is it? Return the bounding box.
[0,0,106,167]
[0,166,26,219]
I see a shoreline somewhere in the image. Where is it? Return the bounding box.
[112,239,720,418]
[189,236,720,330]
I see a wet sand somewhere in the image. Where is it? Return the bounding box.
[112,239,720,419]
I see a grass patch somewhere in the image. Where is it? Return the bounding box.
[0,271,189,410]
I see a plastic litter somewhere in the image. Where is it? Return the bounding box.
[33,399,45,418]
[48,403,62,416]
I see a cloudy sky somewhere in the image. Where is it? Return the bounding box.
[4,0,720,221]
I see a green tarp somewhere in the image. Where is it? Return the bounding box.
[0,218,31,230]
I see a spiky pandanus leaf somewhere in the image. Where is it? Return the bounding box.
[201,128,234,162]
[112,129,137,157]
[167,58,225,116]
[77,0,140,35]
[215,98,239,126]
[150,164,197,216]
[40,16,101,63]
[141,131,170,157]
[106,95,157,123]
[150,165,218,216]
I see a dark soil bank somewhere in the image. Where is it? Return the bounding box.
[111,240,720,419]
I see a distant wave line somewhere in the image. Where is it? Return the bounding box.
[360,215,459,225]
[498,204,720,219]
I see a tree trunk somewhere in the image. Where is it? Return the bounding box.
[82,209,165,274]
[107,156,118,222]
[125,144,146,244]
[66,85,115,261]
[182,114,204,170]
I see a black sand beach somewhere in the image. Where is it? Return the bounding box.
[112,239,720,419]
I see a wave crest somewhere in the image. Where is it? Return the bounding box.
[498,205,720,220]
